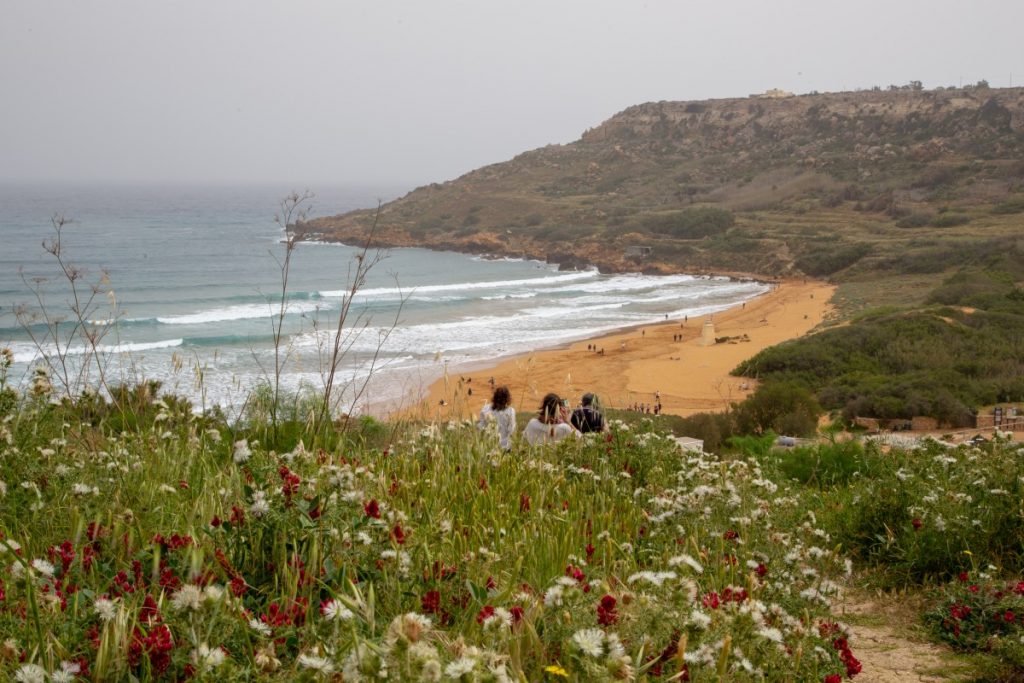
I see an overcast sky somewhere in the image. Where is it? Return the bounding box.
[3,1,1021,188]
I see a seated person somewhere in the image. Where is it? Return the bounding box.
[477,385,516,451]
[570,393,607,433]
[523,393,580,446]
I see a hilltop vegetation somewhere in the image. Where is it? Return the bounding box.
[304,84,1024,303]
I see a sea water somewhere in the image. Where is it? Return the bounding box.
[0,184,769,415]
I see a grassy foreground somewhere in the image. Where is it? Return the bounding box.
[0,375,1021,681]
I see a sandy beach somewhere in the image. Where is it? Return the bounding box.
[400,279,835,422]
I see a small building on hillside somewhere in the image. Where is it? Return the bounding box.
[753,88,794,99]
[975,404,1024,430]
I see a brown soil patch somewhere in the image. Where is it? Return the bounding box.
[839,591,975,682]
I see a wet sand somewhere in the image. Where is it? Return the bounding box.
[397,279,835,422]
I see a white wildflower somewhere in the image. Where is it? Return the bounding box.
[544,585,564,607]
[757,626,784,643]
[483,607,513,630]
[689,609,712,629]
[94,597,118,622]
[50,661,81,683]
[171,584,204,612]
[668,554,704,574]
[191,643,226,671]
[445,657,477,677]
[250,491,271,518]
[249,618,272,637]
[627,570,677,586]
[30,558,55,578]
[233,439,251,464]
[14,664,47,683]
[573,627,606,657]
[298,652,335,674]
[321,599,354,622]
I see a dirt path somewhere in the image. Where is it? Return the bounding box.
[839,590,975,682]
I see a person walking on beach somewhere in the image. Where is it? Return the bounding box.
[523,393,580,446]
[478,385,516,451]
[570,393,607,433]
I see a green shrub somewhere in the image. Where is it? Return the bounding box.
[991,197,1024,214]
[924,575,1024,654]
[895,212,934,228]
[826,439,1024,586]
[932,213,970,228]
[795,242,871,276]
[732,381,820,437]
[637,206,735,239]
[774,439,886,488]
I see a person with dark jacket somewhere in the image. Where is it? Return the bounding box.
[570,393,607,433]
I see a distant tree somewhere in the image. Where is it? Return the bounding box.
[909,80,924,91]
[733,382,820,437]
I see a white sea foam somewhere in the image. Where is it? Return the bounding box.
[10,338,184,363]
[157,301,322,325]
[318,269,598,299]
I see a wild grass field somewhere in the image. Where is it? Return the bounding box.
[1,353,1022,681]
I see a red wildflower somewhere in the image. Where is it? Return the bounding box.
[832,637,862,678]
[702,591,720,609]
[819,622,841,638]
[519,493,530,513]
[958,571,970,583]
[756,563,768,578]
[479,477,488,491]
[950,602,972,620]
[509,605,524,625]
[585,543,595,560]
[278,466,301,501]
[476,605,495,625]
[128,623,173,674]
[210,515,222,527]
[723,529,739,541]
[824,675,842,683]
[421,590,441,614]
[391,524,406,545]
[911,518,922,530]
[597,594,618,625]
[141,594,162,624]
[364,499,381,519]
[230,576,248,597]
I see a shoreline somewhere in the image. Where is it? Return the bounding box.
[393,278,836,423]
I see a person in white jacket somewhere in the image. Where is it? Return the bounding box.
[478,385,516,451]
[523,392,581,446]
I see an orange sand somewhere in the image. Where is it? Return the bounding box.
[398,280,835,422]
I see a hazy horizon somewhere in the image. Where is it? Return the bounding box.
[3,1,1022,188]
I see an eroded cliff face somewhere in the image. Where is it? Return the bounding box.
[300,87,1024,277]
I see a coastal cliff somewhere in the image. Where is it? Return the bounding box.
[302,86,1024,301]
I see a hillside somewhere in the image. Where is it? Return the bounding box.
[303,85,1024,311]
